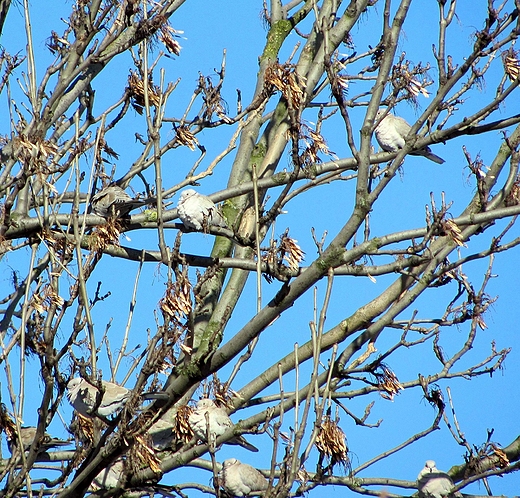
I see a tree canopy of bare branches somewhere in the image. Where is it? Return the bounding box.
[0,0,520,497]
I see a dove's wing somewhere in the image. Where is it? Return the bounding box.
[418,473,456,498]
[93,458,124,489]
[389,114,445,164]
[195,194,227,225]
[221,459,268,496]
[189,399,258,452]
[210,406,234,434]
[66,378,130,417]
[91,185,148,217]
[211,406,258,452]
[221,459,248,496]
[237,462,269,493]
[391,114,412,138]
[97,380,131,416]
[149,412,176,450]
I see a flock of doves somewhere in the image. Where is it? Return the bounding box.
[8,377,462,496]
[89,109,444,222]
[10,112,452,494]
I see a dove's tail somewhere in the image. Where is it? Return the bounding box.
[43,438,71,449]
[142,391,169,401]
[234,436,259,452]
[412,147,445,164]
[424,151,445,164]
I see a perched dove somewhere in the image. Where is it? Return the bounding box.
[90,184,150,218]
[188,399,258,452]
[7,426,70,454]
[149,408,177,451]
[92,458,124,489]
[66,377,165,418]
[417,460,461,498]
[177,189,228,231]
[219,458,268,496]
[374,109,445,164]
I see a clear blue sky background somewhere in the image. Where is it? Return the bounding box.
[0,1,519,495]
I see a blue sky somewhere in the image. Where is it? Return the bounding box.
[0,0,519,496]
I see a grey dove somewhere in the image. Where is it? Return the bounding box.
[92,458,124,489]
[7,426,70,453]
[219,458,268,496]
[90,184,150,218]
[66,377,165,418]
[188,398,258,452]
[149,407,177,451]
[417,460,462,498]
[374,109,445,164]
[177,189,228,231]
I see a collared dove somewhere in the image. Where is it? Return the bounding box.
[374,109,445,164]
[90,184,150,218]
[66,377,165,418]
[7,426,70,453]
[219,458,268,496]
[149,409,177,451]
[417,460,462,498]
[92,458,124,489]
[177,189,228,231]
[188,399,258,452]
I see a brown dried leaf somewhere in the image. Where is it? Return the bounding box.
[30,284,64,314]
[391,57,432,104]
[442,218,466,247]
[427,386,445,412]
[502,48,520,81]
[300,123,336,166]
[128,70,161,108]
[159,273,192,324]
[0,405,16,441]
[279,231,305,272]
[12,134,59,171]
[134,435,162,474]
[264,62,305,108]
[337,75,349,91]
[175,125,198,150]
[296,465,311,484]
[174,405,194,443]
[475,314,488,330]
[408,78,430,98]
[77,414,95,445]
[375,365,403,401]
[491,444,509,469]
[159,25,182,55]
[505,176,520,206]
[89,219,123,252]
[210,374,239,408]
[315,416,348,465]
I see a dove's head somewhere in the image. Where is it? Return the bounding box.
[67,377,82,389]
[66,378,83,399]
[178,189,197,204]
[223,458,239,468]
[375,108,388,120]
[195,398,216,410]
[424,460,437,472]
